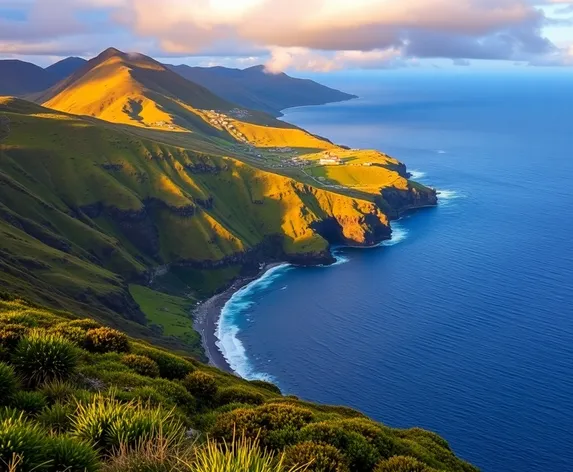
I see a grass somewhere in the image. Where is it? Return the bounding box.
[129,284,203,359]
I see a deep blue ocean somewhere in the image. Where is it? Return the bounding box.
[215,71,573,472]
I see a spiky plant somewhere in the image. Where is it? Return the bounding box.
[45,435,101,472]
[0,414,48,472]
[12,331,78,386]
[0,362,19,405]
[38,402,74,434]
[179,435,310,472]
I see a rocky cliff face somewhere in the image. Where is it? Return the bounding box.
[381,184,438,219]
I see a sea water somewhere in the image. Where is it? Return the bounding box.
[215,71,573,472]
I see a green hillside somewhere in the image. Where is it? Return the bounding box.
[0,294,477,472]
[0,95,434,354]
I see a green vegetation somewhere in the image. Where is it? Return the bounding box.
[0,295,477,471]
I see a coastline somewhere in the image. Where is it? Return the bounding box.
[193,263,285,374]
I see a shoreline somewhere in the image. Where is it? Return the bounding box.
[193,263,285,375]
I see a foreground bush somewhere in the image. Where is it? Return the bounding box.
[181,436,305,472]
[183,371,217,401]
[85,328,129,353]
[72,395,184,453]
[0,324,28,350]
[0,362,18,404]
[136,347,194,380]
[38,402,74,433]
[0,414,47,471]
[300,422,380,472]
[102,435,179,472]
[12,331,78,386]
[121,354,160,377]
[374,455,436,472]
[215,386,265,406]
[49,324,87,347]
[10,391,47,415]
[46,435,101,472]
[284,441,349,472]
[212,403,314,448]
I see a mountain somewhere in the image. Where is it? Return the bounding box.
[168,63,357,116]
[0,57,86,97]
[0,60,55,96]
[44,56,87,82]
[1,47,435,354]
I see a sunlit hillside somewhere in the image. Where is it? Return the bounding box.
[0,97,412,350]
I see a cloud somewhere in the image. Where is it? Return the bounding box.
[0,0,570,70]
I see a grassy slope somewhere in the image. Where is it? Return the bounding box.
[0,97,395,352]
[0,295,478,472]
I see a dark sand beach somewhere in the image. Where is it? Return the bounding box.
[193,264,283,375]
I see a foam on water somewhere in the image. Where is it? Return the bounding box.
[382,221,409,246]
[330,249,350,266]
[216,264,292,381]
[437,189,465,207]
[409,170,427,180]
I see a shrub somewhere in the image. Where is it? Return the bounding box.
[335,419,398,459]
[374,456,434,472]
[0,414,48,471]
[211,403,314,448]
[72,395,184,453]
[38,402,74,433]
[300,422,381,472]
[283,441,349,472]
[136,348,193,380]
[183,436,294,472]
[49,325,87,347]
[85,328,129,354]
[46,435,100,472]
[121,354,160,378]
[152,379,197,414]
[182,371,217,400]
[0,324,28,350]
[12,331,78,386]
[250,379,282,395]
[215,386,265,406]
[10,391,47,415]
[67,319,102,331]
[0,362,18,404]
[40,380,77,405]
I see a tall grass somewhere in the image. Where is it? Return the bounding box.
[179,435,310,472]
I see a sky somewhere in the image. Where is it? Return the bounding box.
[0,0,572,72]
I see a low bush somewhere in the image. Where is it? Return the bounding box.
[211,403,314,448]
[10,391,47,415]
[215,386,265,406]
[121,354,160,377]
[49,325,87,347]
[46,435,101,472]
[40,380,77,405]
[0,362,18,404]
[102,436,179,472]
[182,371,217,401]
[374,455,435,472]
[283,441,349,472]
[0,324,28,350]
[38,402,74,433]
[0,414,48,471]
[12,331,78,386]
[250,379,282,395]
[335,419,398,459]
[152,379,196,414]
[300,422,381,472]
[136,347,193,380]
[85,328,129,354]
[66,319,102,331]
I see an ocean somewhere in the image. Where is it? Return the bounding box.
[214,71,573,472]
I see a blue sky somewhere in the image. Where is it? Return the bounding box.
[0,0,572,71]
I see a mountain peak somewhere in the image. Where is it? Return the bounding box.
[97,47,126,61]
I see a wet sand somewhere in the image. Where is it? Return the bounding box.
[193,264,283,375]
